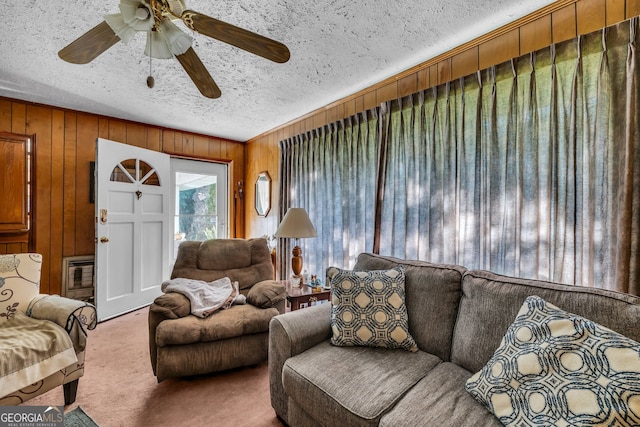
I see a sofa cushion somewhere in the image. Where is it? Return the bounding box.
[0,254,41,322]
[282,341,441,426]
[465,296,640,427]
[451,270,640,374]
[155,304,279,346]
[353,253,466,360]
[328,266,418,352]
[379,362,502,427]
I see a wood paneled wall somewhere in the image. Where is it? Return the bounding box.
[0,98,245,295]
[245,0,640,239]
[244,132,281,240]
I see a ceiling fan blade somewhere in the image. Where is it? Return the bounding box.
[182,11,290,63]
[58,21,121,64]
[175,47,221,99]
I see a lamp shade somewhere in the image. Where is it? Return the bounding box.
[275,208,317,239]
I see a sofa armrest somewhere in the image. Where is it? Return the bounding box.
[268,303,332,423]
[247,280,286,310]
[27,295,97,352]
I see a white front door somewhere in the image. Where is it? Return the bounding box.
[95,138,171,321]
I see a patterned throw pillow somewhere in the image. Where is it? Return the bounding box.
[0,254,42,322]
[465,295,640,427]
[327,266,418,352]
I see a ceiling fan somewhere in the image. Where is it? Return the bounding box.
[58,0,290,98]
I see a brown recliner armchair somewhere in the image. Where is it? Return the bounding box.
[148,238,286,382]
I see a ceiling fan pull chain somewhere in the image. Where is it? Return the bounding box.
[147,31,155,88]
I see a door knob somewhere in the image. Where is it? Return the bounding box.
[100,236,109,243]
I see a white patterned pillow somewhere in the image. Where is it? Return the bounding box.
[465,295,640,426]
[0,254,42,322]
[327,266,418,352]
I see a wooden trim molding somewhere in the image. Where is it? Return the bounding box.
[247,0,635,144]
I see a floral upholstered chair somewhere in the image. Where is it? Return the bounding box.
[0,253,97,405]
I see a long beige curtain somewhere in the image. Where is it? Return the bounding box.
[278,111,381,278]
[279,19,640,295]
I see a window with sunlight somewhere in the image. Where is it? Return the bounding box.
[174,172,218,242]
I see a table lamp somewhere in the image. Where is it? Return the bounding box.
[275,208,317,283]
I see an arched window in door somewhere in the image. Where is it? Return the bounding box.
[110,159,160,186]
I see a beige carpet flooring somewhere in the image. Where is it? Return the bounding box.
[23,306,284,427]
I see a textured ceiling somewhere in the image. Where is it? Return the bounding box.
[0,0,556,141]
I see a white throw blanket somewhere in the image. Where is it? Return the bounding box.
[161,277,246,318]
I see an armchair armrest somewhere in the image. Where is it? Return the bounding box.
[27,295,97,352]
[148,292,191,376]
[268,303,332,422]
[149,292,191,319]
[246,280,286,310]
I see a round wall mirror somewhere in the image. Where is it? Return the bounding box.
[255,171,271,217]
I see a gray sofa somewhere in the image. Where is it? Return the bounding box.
[268,252,640,426]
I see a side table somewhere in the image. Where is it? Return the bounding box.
[283,280,331,311]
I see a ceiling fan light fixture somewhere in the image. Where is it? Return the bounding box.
[144,30,173,59]
[165,0,187,16]
[61,0,289,99]
[135,7,150,20]
[104,1,153,44]
[158,19,192,56]
[113,0,154,32]
[104,13,137,43]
